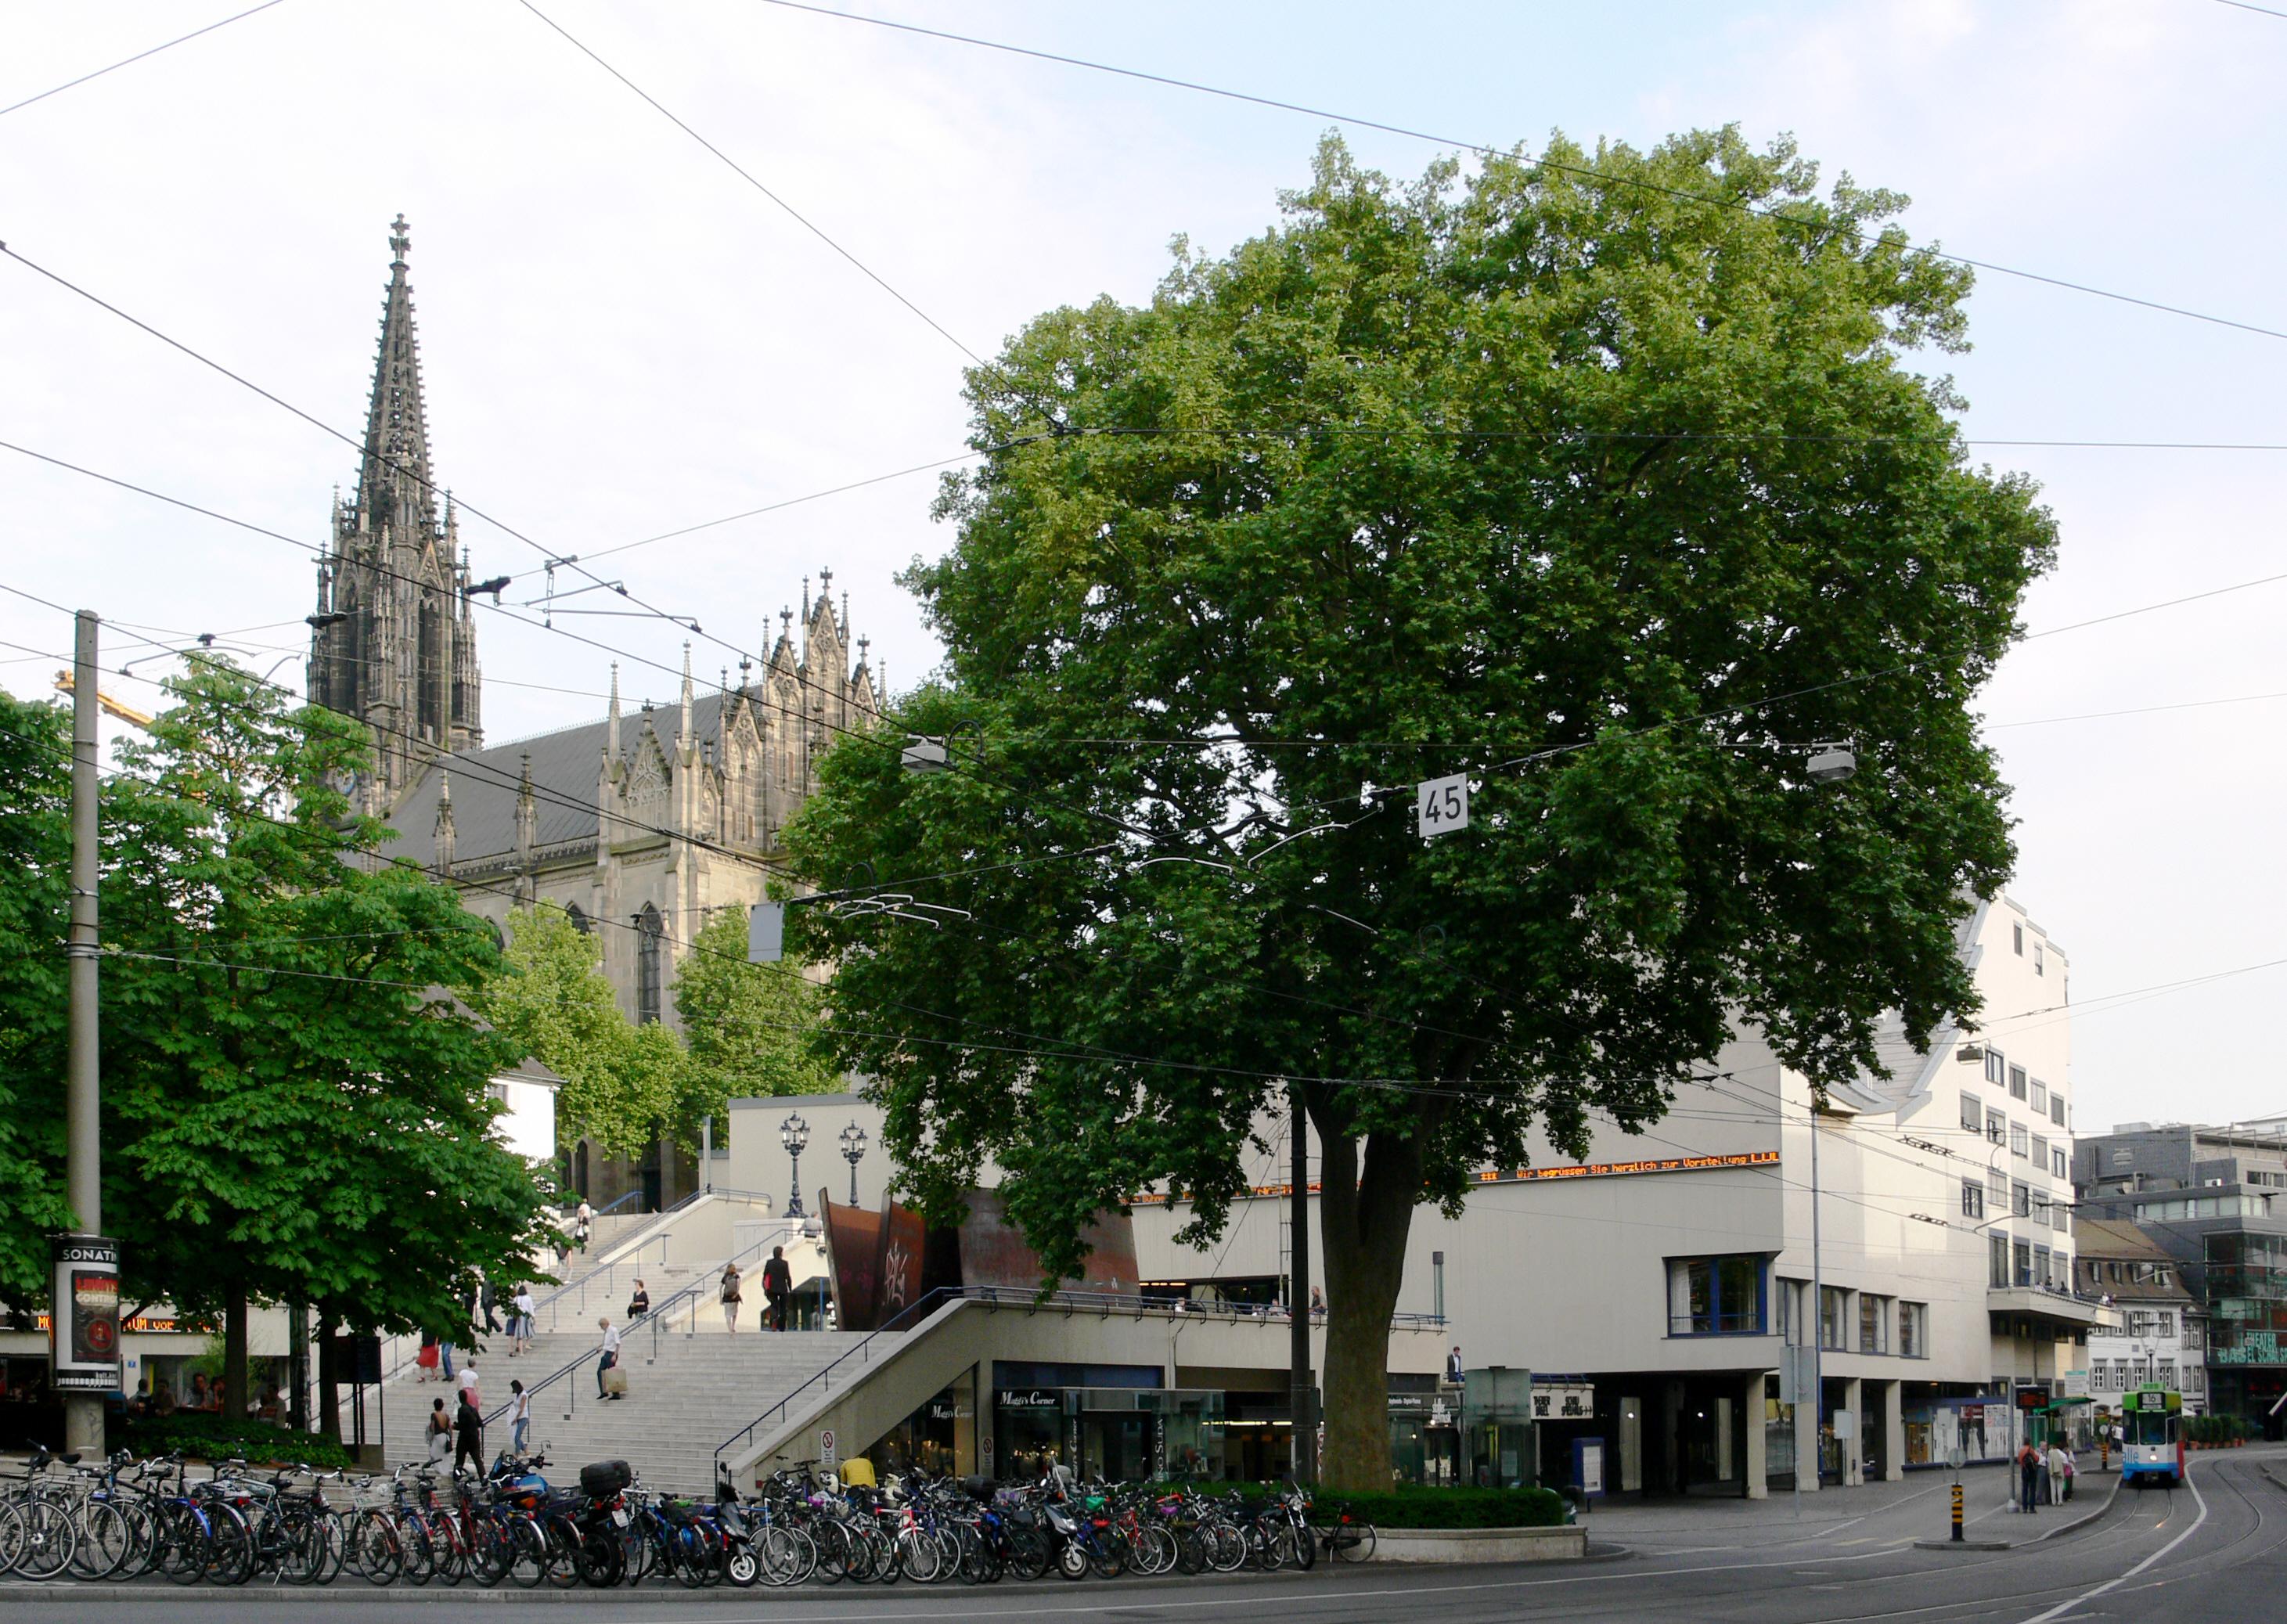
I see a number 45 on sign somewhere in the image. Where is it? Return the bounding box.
[1417,773,1468,837]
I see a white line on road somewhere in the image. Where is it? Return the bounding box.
[2016,1460,2209,1624]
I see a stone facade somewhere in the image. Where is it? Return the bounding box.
[305,219,881,1204]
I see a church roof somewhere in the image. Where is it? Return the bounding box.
[383,691,733,869]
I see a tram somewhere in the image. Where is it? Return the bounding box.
[2120,1385,2184,1487]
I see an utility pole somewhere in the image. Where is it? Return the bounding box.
[1290,1083,1317,1483]
[58,610,117,1456]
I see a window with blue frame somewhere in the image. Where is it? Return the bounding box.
[1666,1255,1767,1335]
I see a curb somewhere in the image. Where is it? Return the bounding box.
[1911,1467,2122,1553]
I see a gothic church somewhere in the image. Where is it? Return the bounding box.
[308,220,875,1199]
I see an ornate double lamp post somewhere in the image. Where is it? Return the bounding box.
[780,1111,810,1219]
[840,1121,868,1207]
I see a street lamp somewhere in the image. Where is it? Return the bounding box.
[840,1121,868,1207]
[780,1112,810,1219]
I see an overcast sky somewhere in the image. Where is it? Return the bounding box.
[3,0,2282,1135]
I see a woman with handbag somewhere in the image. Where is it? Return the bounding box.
[719,1262,744,1335]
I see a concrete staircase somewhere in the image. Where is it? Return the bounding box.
[384,1323,902,1494]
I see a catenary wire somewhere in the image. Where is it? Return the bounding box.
[755,0,2287,347]
[0,0,292,121]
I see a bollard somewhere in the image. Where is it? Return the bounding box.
[1950,1482,1964,1542]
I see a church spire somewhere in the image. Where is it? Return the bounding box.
[357,214,439,547]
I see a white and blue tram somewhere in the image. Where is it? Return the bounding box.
[2120,1385,2184,1487]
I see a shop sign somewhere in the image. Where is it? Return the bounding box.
[49,1236,121,1393]
[1532,1383,1594,1420]
[998,1389,1062,1410]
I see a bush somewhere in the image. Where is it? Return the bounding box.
[112,1412,355,1471]
[1194,1482,1570,1529]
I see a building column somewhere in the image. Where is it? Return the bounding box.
[1842,1377,1864,1486]
[1882,1380,1906,1482]
[1745,1372,1770,1500]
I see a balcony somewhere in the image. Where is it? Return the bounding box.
[1986,1285,2120,1334]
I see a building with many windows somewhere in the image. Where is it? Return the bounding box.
[2073,1217,2204,1413]
[2075,1121,2287,1435]
[1115,893,2109,1497]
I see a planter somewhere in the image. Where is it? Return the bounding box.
[1370,1524,1586,1564]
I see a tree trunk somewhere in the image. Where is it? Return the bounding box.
[316,1309,340,1443]
[223,1283,250,1422]
[1313,1118,1426,1493]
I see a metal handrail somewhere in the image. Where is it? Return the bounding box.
[481,1223,800,1428]
[708,1284,1444,1474]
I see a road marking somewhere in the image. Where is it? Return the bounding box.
[2017,1460,2209,1624]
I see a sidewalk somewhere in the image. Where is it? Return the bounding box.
[1580,1456,2117,1557]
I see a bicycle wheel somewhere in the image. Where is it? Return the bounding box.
[467,1518,511,1587]
[542,1518,583,1589]
[13,1500,77,1582]
[1088,1529,1126,1580]
[1205,1519,1248,1573]
[154,1505,209,1585]
[394,1511,435,1586]
[204,1503,255,1586]
[351,1511,402,1585]
[1130,1522,1177,1576]
[1010,1524,1052,1583]
[1288,1518,1318,1570]
[809,1518,853,1584]
[1328,1518,1376,1562]
[758,1523,812,1586]
[506,1516,551,1589]
[897,1527,944,1583]
[70,1499,132,1580]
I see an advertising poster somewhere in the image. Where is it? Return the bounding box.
[49,1235,121,1393]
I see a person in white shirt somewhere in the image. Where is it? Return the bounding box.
[509,1378,531,1455]
[456,1363,480,1413]
[596,1316,623,1400]
[2047,1440,2075,1503]
[512,1284,536,1356]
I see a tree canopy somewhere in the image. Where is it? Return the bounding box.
[0,661,552,1417]
[780,128,2056,1489]
[674,909,841,1111]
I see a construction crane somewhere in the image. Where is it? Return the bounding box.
[52,671,155,730]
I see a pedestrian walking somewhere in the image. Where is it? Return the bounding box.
[762,1247,792,1333]
[596,1316,623,1400]
[417,1331,440,1381]
[454,1386,484,1476]
[627,1279,650,1322]
[2049,1441,2074,1503]
[2017,1441,2041,1512]
[440,1336,456,1382]
[508,1378,531,1456]
[512,1283,535,1356]
[720,1261,744,1334]
[574,1199,593,1253]
[425,1396,452,1464]
[456,1361,480,1414]
[479,1270,502,1336]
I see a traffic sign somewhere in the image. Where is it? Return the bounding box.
[820,1427,837,1468]
[1417,774,1468,837]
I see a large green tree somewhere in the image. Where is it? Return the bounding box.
[782,129,2055,1489]
[675,909,841,1125]
[0,696,77,1305]
[0,662,553,1420]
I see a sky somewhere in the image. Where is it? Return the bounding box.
[2,0,2282,1135]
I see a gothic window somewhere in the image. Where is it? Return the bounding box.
[636,903,664,1024]
[566,902,590,935]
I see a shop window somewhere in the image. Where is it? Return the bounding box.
[1667,1255,1767,1335]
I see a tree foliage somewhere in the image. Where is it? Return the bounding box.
[0,661,553,1415]
[675,909,841,1118]
[0,694,78,1303]
[780,129,2056,1489]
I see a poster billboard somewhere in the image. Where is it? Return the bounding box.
[49,1235,121,1393]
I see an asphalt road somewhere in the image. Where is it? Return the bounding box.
[2,1451,2279,1622]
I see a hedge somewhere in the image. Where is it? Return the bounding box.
[1198,1483,1572,1529]
[112,1413,355,1471]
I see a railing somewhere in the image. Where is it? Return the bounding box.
[709,1284,1448,1476]
[481,1223,799,1429]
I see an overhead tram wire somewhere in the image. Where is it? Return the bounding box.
[513,0,987,369]
[0,0,294,120]
[754,0,2287,347]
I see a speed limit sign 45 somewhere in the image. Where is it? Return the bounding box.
[1417,773,1468,837]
